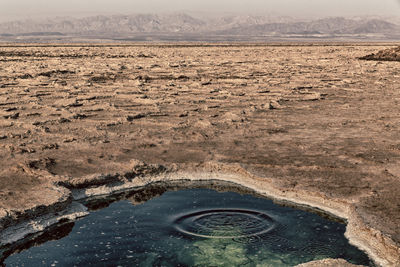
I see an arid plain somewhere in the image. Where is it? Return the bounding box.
[0,44,400,265]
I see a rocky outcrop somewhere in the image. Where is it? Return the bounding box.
[360,46,400,61]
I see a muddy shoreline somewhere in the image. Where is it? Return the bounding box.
[0,162,399,266]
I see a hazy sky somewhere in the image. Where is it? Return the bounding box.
[1,0,400,21]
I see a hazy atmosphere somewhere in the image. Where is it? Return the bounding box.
[1,0,400,21]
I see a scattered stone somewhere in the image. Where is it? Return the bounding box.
[201,81,212,86]
[4,107,17,112]
[106,121,122,127]
[176,75,189,80]
[89,75,115,83]
[179,111,189,118]
[293,86,313,91]
[207,105,220,109]
[41,143,60,150]
[63,138,77,143]
[269,100,282,110]
[26,112,42,117]
[32,121,44,126]
[32,92,51,97]
[19,74,33,79]
[28,157,56,170]
[18,147,36,154]
[59,118,71,123]
[3,113,19,119]
[127,114,146,121]
[138,143,157,148]
[67,102,83,108]
[72,113,88,119]
[137,53,153,58]
[42,126,51,133]
[37,70,76,77]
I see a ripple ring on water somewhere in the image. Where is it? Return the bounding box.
[173,209,277,239]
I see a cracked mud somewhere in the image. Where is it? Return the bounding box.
[0,44,400,266]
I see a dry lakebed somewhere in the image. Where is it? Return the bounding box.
[0,43,399,266]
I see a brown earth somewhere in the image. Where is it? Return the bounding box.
[0,44,400,265]
[360,46,400,61]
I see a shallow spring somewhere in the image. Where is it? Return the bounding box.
[3,184,373,266]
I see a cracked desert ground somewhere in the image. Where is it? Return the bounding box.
[0,44,400,265]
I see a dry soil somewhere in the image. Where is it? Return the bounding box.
[0,44,400,265]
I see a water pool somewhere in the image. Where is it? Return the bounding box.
[3,187,373,266]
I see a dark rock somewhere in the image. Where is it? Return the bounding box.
[127,114,146,121]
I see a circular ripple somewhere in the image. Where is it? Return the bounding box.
[173,209,276,239]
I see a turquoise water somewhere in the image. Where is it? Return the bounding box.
[4,188,372,266]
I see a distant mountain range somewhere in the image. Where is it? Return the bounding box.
[0,13,399,41]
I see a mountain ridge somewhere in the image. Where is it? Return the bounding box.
[0,13,399,41]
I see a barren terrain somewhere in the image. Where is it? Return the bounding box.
[361,46,400,61]
[0,44,400,265]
